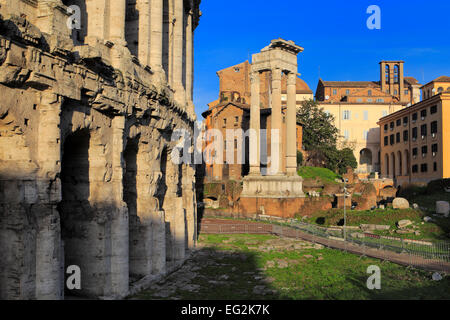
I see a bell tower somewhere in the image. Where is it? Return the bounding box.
[380,60,405,102]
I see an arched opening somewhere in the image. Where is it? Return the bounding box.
[360,148,373,173]
[390,153,396,179]
[125,0,139,57]
[360,148,373,165]
[397,151,403,177]
[385,65,390,84]
[62,0,87,45]
[394,65,399,84]
[123,138,140,281]
[58,129,90,297]
[162,0,170,78]
[438,87,444,93]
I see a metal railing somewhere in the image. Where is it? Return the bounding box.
[200,219,450,273]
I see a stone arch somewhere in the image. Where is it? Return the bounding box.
[124,137,141,280]
[359,148,373,166]
[58,128,91,297]
[62,0,88,45]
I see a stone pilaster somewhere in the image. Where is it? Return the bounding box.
[185,10,194,109]
[399,63,405,102]
[138,0,151,65]
[286,72,297,175]
[109,0,126,45]
[380,61,386,93]
[249,71,261,175]
[172,0,186,106]
[35,92,63,300]
[150,0,164,73]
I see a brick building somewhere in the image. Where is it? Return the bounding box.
[316,61,421,175]
[203,61,311,181]
[378,77,450,186]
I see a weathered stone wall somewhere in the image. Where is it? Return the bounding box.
[0,0,200,300]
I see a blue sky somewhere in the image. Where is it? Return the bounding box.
[193,0,450,119]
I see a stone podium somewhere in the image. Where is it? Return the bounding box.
[239,39,305,218]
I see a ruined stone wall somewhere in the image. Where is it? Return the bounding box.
[0,0,201,300]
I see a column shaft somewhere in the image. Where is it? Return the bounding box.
[271,68,283,175]
[286,72,298,175]
[249,72,261,174]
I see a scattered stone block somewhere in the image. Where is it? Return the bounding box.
[397,219,413,229]
[393,198,410,209]
[436,201,449,217]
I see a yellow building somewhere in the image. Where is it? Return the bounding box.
[378,78,450,186]
[315,61,420,174]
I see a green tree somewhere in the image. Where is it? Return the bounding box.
[297,99,357,173]
[296,99,338,150]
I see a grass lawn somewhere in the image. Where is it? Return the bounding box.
[298,166,341,184]
[302,207,450,241]
[132,234,450,300]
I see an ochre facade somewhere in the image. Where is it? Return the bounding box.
[316,61,421,175]
[0,0,201,299]
[378,77,450,186]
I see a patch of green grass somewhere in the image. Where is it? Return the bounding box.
[303,208,449,241]
[298,166,341,184]
[133,234,450,300]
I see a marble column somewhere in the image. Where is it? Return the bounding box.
[172,0,186,106]
[271,68,283,175]
[286,72,297,175]
[249,71,260,175]
[150,0,164,71]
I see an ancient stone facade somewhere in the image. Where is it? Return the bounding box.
[0,0,201,299]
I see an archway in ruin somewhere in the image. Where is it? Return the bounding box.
[123,138,140,281]
[59,128,90,297]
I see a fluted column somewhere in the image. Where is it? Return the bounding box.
[150,0,164,71]
[271,68,283,175]
[109,0,126,45]
[286,72,298,175]
[249,71,261,175]
[172,0,186,106]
